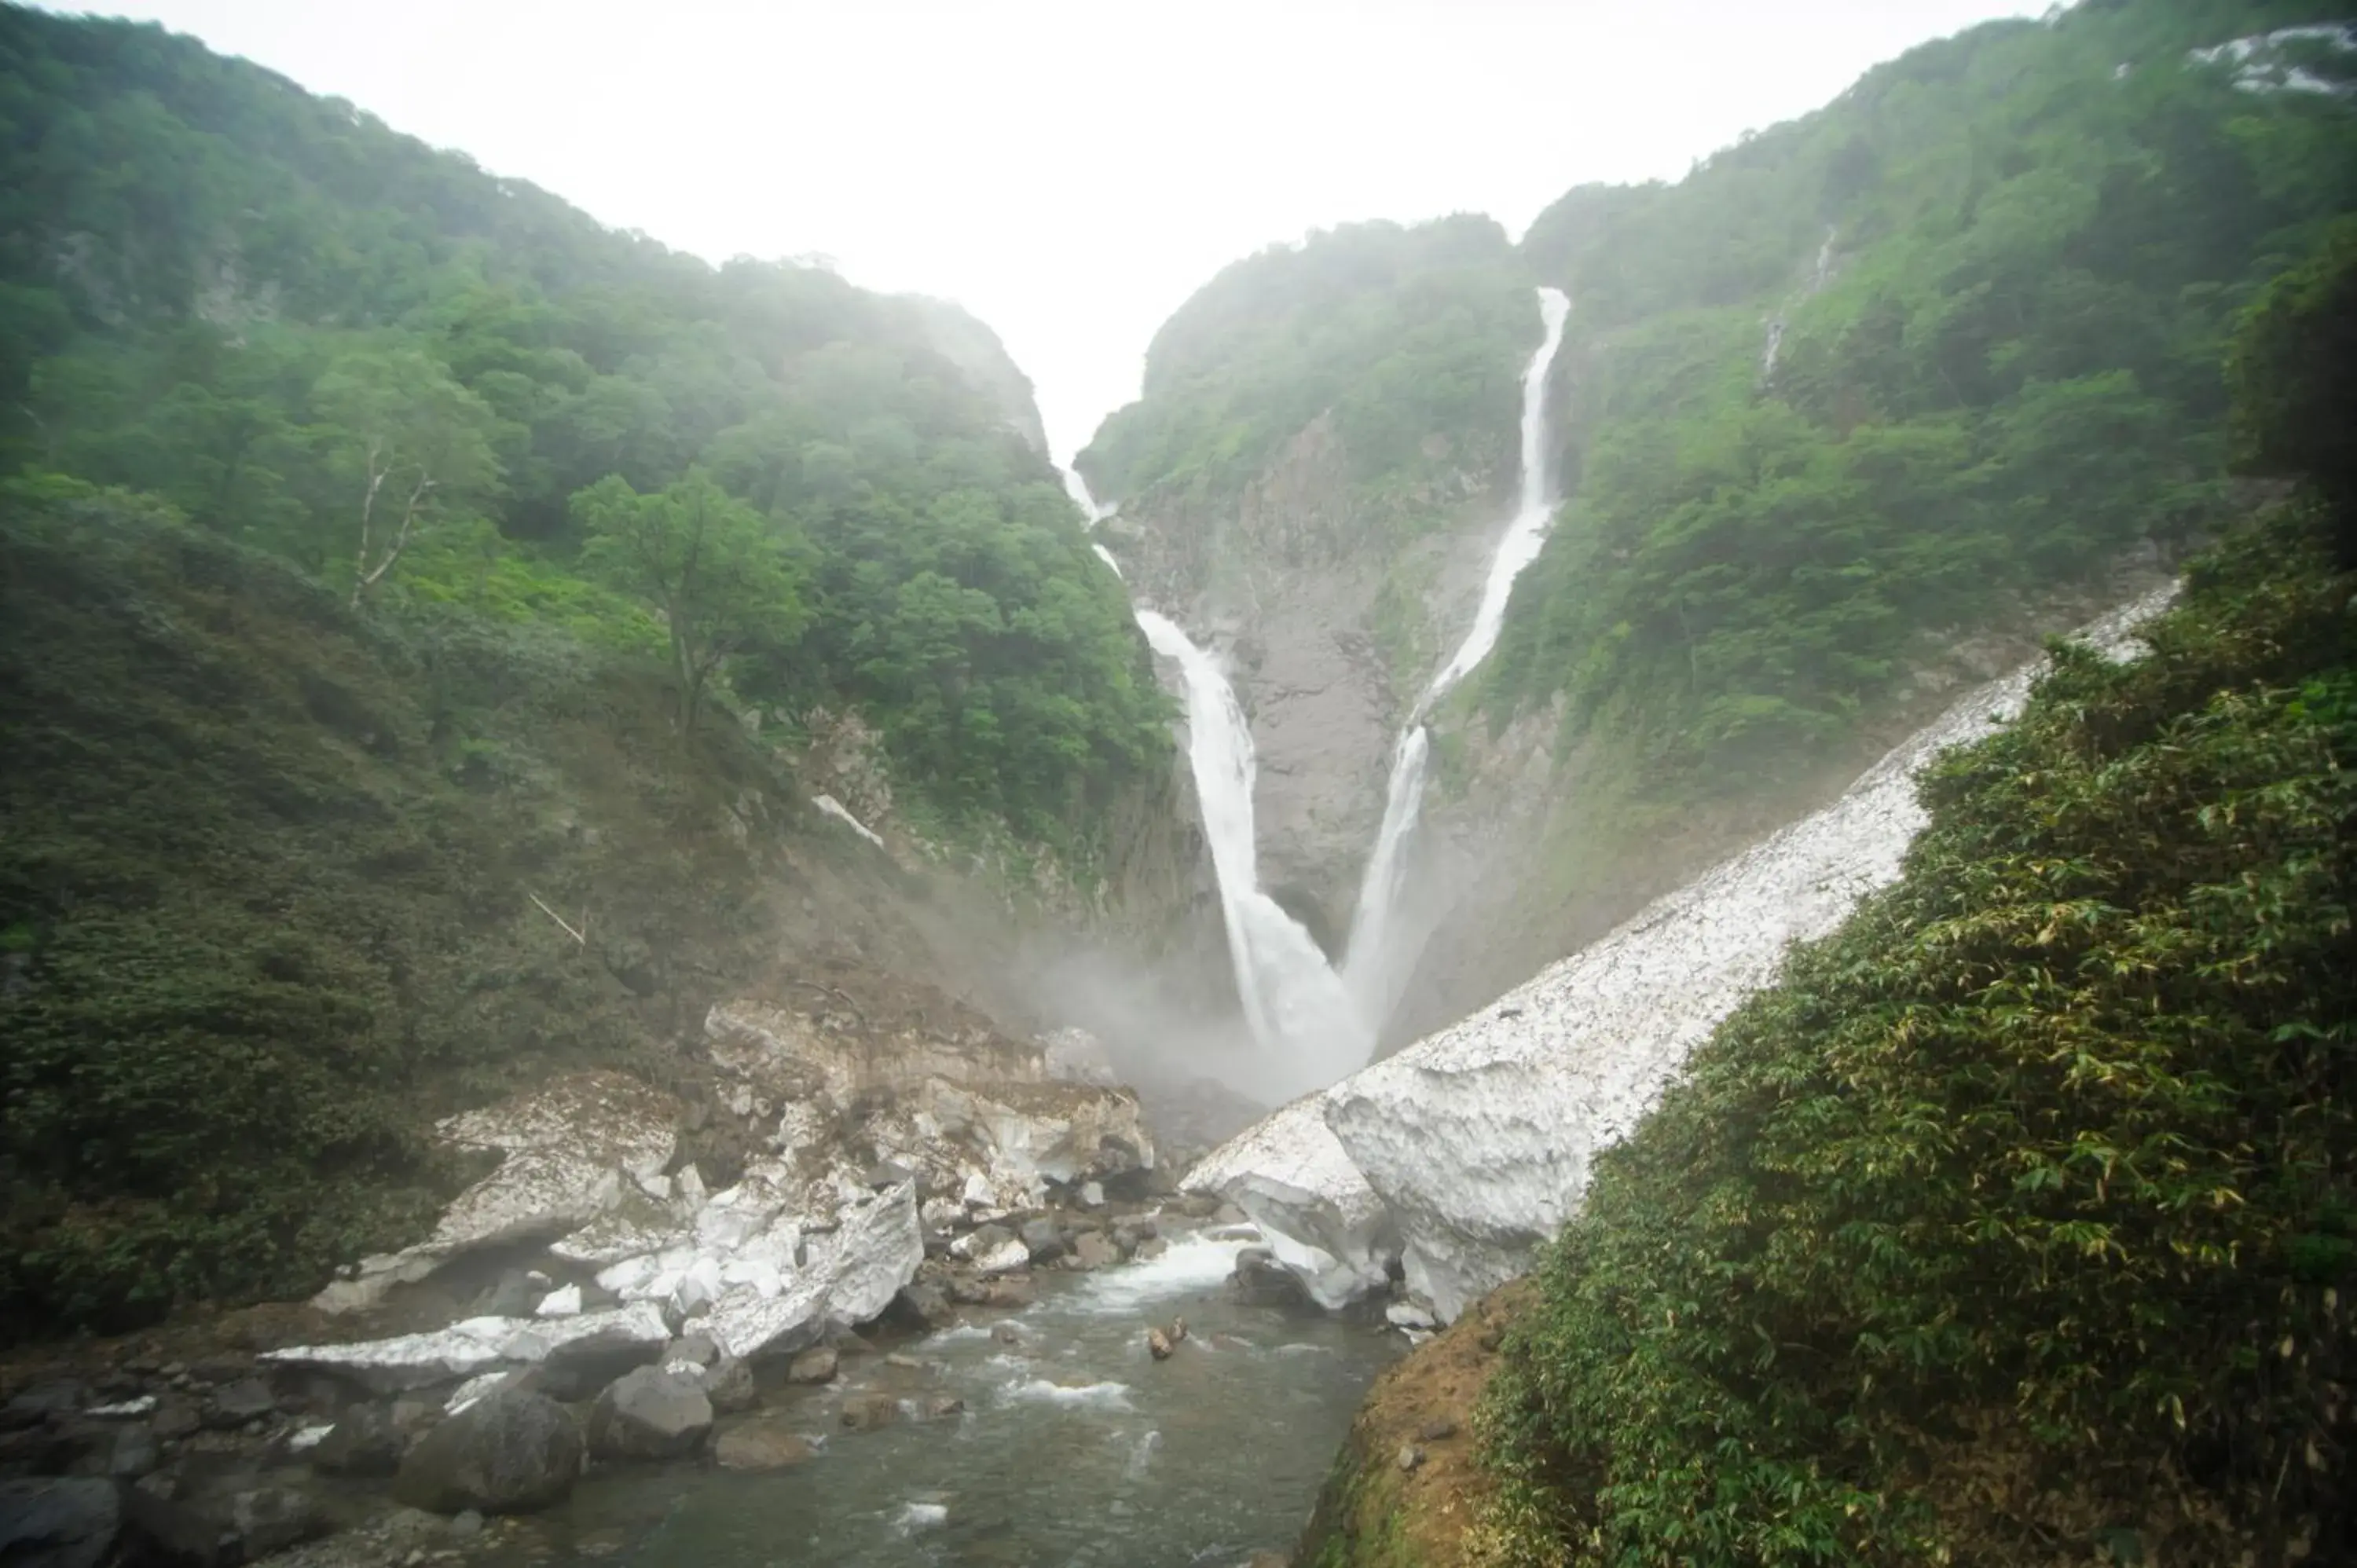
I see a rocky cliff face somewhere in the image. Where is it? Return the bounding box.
[1103,414,1511,947]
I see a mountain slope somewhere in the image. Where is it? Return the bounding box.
[0,3,1168,855]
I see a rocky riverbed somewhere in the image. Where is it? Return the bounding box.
[0,991,1406,1567]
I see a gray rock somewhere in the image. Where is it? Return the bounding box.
[310,1405,403,1478]
[1230,1247,1311,1309]
[713,1420,816,1471]
[393,1390,582,1515]
[1,1383,82,1431]
[665,1332,719,1368]
[893,1280,954,1327]
[1134,1236,1170,1262]
[1018,1218,1065,1262]
[786,1347,837,1385]
[1069,1232,1122,1270]
[702,1357,758,1415]
[586,1367,711,1461]
[0,1477,119,1568]
[838,1393,899,1431]
[202,1377,277,1429]
[123,1482,331,1566]
[149,1401,200,1442]
[103,1426,159,1480]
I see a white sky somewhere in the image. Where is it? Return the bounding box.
[74,1,2045,462]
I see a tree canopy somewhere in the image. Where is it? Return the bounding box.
[0,3,1164,848]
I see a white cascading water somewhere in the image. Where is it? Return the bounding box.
[1068,286,1571,1091]
[1131,608,1369,1101]
[1342,286,1571,1021]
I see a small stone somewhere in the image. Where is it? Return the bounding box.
[149,1401,200,1442]
[787,1347,838,1385]
[713,1420,816,1471]
[884,1354,922,1370]
[1069,1232,1121,1270]
[913,1394,964,1422]
[451,1510,485,1537]
[1414,1416,1460,1443]
[1080,1181,1105,1207]
[204,1376,277,1428]
[839,1393,899,1431]
[533,1284,582,1318]
[989,1322,1021,1346]
[1135,1236,1169,1262]
[1396,1443,1424,1473]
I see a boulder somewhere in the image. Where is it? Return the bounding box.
[703,1181,921,1360]
[1017,1217,1065,1262]
[308,1405,403,1478]
[713,1420,816,1471]
[0,1478,119,1568]
[394,1390,583,1515]
[123,1483,332,1566]
[587,1367,711,1462]
[1069,1232,1122,1271]
[533,1284,581,1318]
[314,1072,678,1313]
[1229,1247,1311,1310]
[702,1357,759,1415]
[786,1347,838,1385]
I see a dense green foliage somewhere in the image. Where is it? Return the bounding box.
[0,5,1164,846]
[1076,214,1538,534]
[1485,1,2357,791]
[1479,500,2354,1565]
[0,484,832,1332]
[2229,214,2357,551]
[1474,257,2357,1562]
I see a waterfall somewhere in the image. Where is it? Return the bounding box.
[1132,610,1369,1101]
[1342,286,1571,1022]
[1069,286,1572,1091]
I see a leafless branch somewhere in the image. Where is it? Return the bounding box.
[528,890,586,946]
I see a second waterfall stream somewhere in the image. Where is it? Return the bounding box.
[1077,286,1574,1100]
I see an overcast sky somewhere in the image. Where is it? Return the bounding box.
[78,1,2045,462]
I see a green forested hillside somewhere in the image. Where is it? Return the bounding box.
[1484,2,2357,795]
[0,4,1165,848]
[1076,214,1537,538]
[1471,242,2357,1566]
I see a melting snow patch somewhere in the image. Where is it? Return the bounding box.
[812,793,886,848]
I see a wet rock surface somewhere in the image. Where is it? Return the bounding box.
[393,1390,583,1515]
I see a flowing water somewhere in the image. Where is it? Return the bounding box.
[1133,610,1370,1102]
[1072,287,1574,1083]
[485,1233,1399,1567]
[1342,287,1571,1020]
